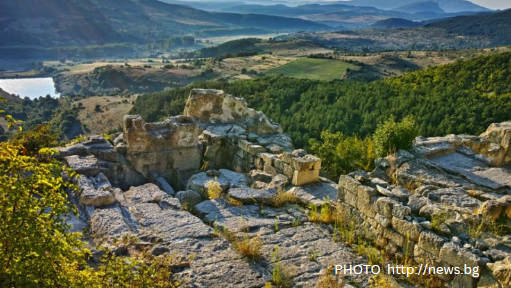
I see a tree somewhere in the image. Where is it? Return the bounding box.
[373,115,417,157]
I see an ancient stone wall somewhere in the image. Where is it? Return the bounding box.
[117,89,322,188]
[122,114,202,189]
[336,124,511,288]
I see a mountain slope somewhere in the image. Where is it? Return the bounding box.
[221,3,409,18]
[0,0,328,47]
[371,18,421,28]
[342,0,490,13]
[393,1,445,14]
[426,9,511,45]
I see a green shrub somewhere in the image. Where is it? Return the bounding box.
[309,131,375,180]
[0,143,85,287]
[373,115,417,157]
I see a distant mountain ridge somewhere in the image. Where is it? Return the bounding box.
[0,0,328,47]
[393,1,445,14]
[341,0,490,13]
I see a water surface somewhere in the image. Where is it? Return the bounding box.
[0,78,60,99]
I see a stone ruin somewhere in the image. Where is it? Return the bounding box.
[118,88,321,190]
[338,123,511,288]
[57,89,511,288]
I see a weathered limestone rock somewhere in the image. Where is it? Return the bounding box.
[76,173,116,207]
[228,187,277,205]
[288,180,338,206]
[487,257,511,287]
[480,122,511,166]
[65,155,99,176]
[176,190,202,208]
[479,200,504,221]
[418,231,447,257]
[123,115,202,189]
[90,207,134,244]
[184,89,282,135]
[124,183,174,205]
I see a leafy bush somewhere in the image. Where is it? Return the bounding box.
[373,115,417,157]
[12,124,60,156]
[0,143,86,287]
[309,131,375,180]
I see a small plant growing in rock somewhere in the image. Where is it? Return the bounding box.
[430,212,449,232]
[206,178,222,200]
[227,197,243,207]
[316,265,345,288]
[308,250,318,262]
[271,245,295,288]
[233,234,263,261]
[332,214,356,245]
[309,198,337,224]
[271,189,298,207]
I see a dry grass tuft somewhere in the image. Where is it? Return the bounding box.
[233,235,263,261]
[206,179,222,200]
[271,189,298,207]
[316,265,345,288]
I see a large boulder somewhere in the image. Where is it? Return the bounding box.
[480,122,511,166]
[76,173,116,207]
[184,89,282,135]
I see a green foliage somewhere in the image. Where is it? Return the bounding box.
[92,252,182,288]
[0,139,182,287]
[310,131,375,179]
[373,115,417,157]
[0,142,86,287]
[131,51,511,149]
[183,38,262,58]
[12,124,60,156]
[271,245,294,288]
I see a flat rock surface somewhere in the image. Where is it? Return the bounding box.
[124,183,174,204]
[288,181,338,206]
[428,152,511,190]
[228,188,277,205]
[195,198,371,288]
[65,155,99,177]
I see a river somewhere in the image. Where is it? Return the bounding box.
[0,77,60,99]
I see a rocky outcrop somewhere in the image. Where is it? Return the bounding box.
[116,89,321,188]
[414,121,511,167]
[184,89,282,135]
[58,88,510,288]
[336,125,511,288]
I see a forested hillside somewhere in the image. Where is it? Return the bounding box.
[131,52,511,147]
[427,9,511,46]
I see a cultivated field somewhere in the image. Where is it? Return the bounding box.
[266,58,359,81]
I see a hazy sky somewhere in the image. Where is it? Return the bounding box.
[469,0,511,10]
